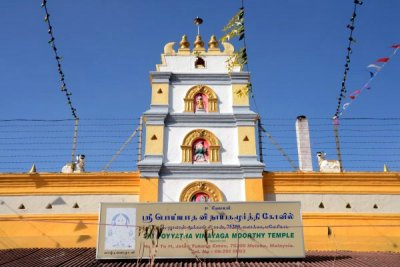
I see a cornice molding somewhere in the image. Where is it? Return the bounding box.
[161,163,244,179]
[165,113,257,126]
[0,172,140,196]
[150,71,172,83]
[170,73,250,85]
[263,172,400,194]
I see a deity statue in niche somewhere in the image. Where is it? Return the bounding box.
[194,93,208,112]
[193,139,208,162]
[191,192,210,202]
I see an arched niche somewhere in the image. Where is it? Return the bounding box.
[181,129,220,163]
[184,85,218,113]
[180,181,223,202]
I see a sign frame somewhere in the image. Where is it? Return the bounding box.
[96,201,305,259]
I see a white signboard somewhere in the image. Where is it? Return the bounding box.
[97,202,305,259]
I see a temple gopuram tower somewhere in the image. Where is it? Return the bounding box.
[138,33,264,202]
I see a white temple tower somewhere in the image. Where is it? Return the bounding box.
[138,33,264,202]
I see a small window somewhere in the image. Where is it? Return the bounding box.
[195,57,205,68]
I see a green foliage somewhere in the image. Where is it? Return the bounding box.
[225,53,238,74]
[193,51,202,57]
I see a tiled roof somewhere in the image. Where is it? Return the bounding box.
[0,249,398,267]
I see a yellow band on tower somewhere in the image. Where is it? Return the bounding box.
[238,126,256,155]
[151,83,169,105]
[145,125,164,155]
[232,84,250,106]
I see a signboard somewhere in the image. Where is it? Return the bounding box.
[97,202,305,259]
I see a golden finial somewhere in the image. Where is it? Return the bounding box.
[179,35,190,49]
[194,34,204,50]
[208,35,219,49]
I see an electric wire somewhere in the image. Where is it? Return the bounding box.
[1,117,399,172]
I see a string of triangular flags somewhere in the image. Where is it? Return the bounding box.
[220,6,252,97]
[333,44,400,124]
[333,0,363,120]
[41,0,80,165]
[41,0,79,120]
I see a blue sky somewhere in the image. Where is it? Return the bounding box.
[0,1,399,172]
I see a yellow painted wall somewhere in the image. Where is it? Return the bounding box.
[151,83,169,105]
[145,125,164,155]
[262,171,400,252]
[245,178,264,201]
[0,214,98,249]
[0,172,140,249]
[0,213,398,252]
[302,213,400,252]
[238,126,256,155]
[0,171,399,252]
[140,177,159,202]
[232,84,249,106]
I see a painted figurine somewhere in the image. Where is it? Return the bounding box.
[191,192,210,202]
[196,95,205,110]
[194,141,208,162]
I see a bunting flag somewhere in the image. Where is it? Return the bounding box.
[222,8,244,32]
[41,0,79,165]
[41,0,78,120]
[221,7,247,68]
[349,89,361,99]
[237,47,247,65]
[335,43,399,119]
[221,8,244,42]
[376,57,389,62]
[367,64,382,71]
[333,0,363,119]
